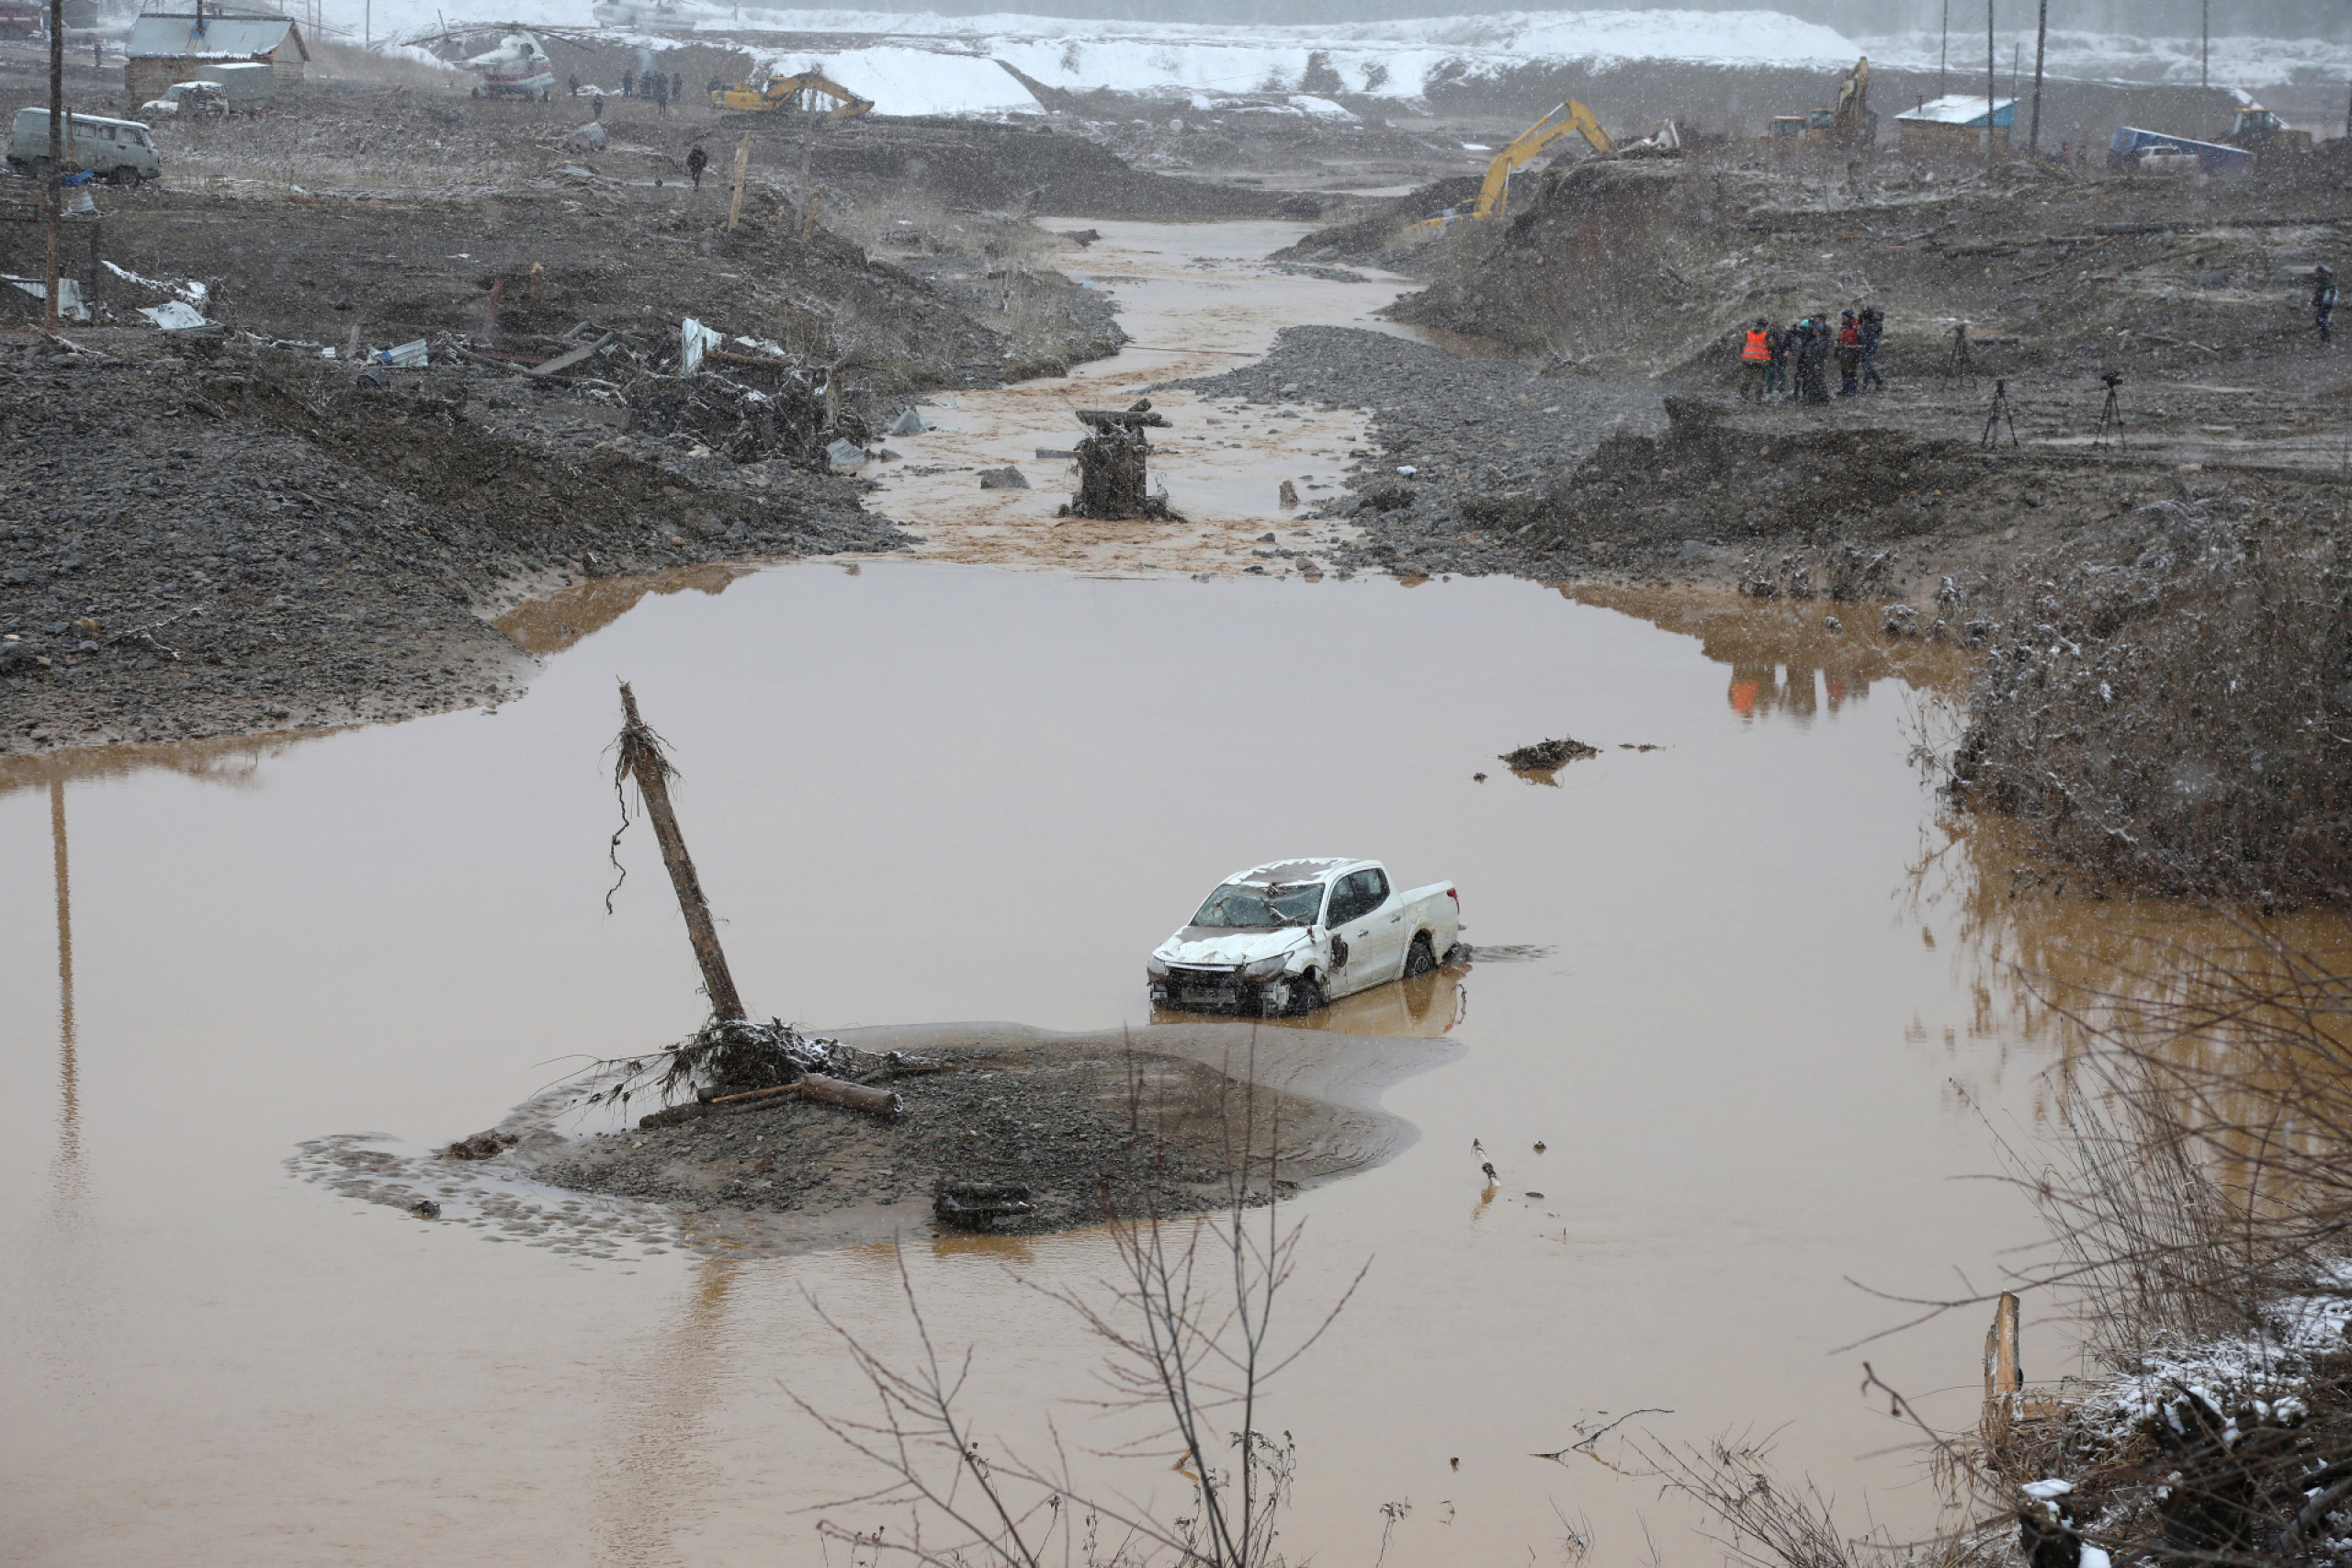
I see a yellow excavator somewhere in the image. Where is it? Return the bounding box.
[710,71,874,117]
[1417,100,1617,231]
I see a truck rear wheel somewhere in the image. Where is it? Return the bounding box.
[1402,934,1437,978]
[109,166,140,187]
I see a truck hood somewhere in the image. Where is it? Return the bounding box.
[1155,927,1310,967]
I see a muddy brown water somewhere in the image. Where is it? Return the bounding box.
[8,222,2342,1567]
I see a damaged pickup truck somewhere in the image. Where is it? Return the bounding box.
[1148,859,1464,1016]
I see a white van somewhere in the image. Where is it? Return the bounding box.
[6,108,162,186]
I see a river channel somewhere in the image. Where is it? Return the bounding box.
[0,220,2245,1567]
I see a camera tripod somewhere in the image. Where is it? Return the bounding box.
[1981,378,2018,449]
[1946,322,1976,388]
[2096,372,2125,451]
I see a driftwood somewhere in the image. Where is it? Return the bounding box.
[637,1072,904,1129]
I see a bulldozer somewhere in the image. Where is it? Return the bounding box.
[711,71,874,118]
[1418,99,1618,231]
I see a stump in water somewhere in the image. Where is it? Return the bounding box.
[1058,399,1182,521]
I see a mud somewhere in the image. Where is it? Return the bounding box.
[520,1016,1460,1241]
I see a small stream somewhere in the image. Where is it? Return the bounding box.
[0,221,2276,1568]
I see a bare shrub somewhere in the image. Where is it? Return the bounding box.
[793,1052,1362,1567]
[1943,497,2352,907]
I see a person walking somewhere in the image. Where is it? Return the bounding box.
[1835,310,1862,396]
[1765,319,1791,397]
[568,73,580,96]
[686,143,709,187]
[2313,265,2337,344]
[1738,318,1772,402]
[621,67,636,98]
[672,72,684,104]
[653,74,669,116]
[1859,307,1885,390]
[593,93,604,120]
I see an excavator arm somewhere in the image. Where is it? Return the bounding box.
[1473,99,1614,220]
[711,71,875,117]
[1419,99,1614,231]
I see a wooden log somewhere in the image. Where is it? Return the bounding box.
[636,1073,901,1129]
[615,682,747,1021]
[794,1073,903,1117]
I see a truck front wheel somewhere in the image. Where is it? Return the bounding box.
[1282,972,1326,1016]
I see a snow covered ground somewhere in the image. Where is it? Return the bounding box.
[344,3,2352,115]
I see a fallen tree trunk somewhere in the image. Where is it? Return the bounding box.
[637,1072,903,1129]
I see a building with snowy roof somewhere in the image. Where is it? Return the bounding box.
[124,11,307,111]
[1894,94,2016,153]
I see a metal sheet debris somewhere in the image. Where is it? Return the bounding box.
[680,317,722,376]
[139,300,211,330]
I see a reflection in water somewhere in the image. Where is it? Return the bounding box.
[597,1252,741,1568]
[497,564,755,657]
[1571,585,1970,728]
[51,780,84,1210]
[0,725,350,800]
[1150,964,1466,1038]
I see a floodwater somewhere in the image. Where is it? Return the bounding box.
[870,218,1466,575]
[6,223,2329,1568]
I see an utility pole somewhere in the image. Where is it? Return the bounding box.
[1940,0,1950,96]
[1986,0,1997,159]
[42,0,61,328]
[613,682,748,1023]
[2201,0,2210,90]
[2030,0,2048,152]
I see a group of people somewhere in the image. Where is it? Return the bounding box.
[570,70,690,113]
[1737,310,1885,404]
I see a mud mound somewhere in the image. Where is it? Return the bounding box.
[1391,158,1692,360]
[1272,175,1478,268]
[794,117,1285,220]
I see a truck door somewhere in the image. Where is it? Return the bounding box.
[1326,869,1404,993]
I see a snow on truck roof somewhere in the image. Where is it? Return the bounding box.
[1225,858,1363,887]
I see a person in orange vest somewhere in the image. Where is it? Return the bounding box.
[1738,318,1772,402]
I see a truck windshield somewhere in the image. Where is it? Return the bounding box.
[1192,881,1323,929]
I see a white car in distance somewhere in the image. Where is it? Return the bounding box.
[1148,858,1464,1016]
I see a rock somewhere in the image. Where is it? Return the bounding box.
[410,1198,441,1218]
[1279,481,1298,506]
[564,122,608,152]
[443,1130,518,1160]
[978,466,1030,489]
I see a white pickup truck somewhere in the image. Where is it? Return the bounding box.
[1147,858,1464,1016]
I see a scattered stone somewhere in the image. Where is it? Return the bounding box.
[978,466,1030,489]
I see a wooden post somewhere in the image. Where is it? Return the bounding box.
[481,276,503,339]
[42,0,61,328]
[1983,1291,2022,1440]
[615,682,747,1021]
[527,260,542,300]
[724,134,750,231]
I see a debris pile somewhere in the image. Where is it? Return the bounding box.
[1059,399,1181,521]
[1501,736,1600,770]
